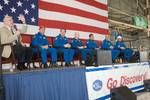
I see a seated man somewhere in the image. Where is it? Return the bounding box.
[71,32,87,64]
[115,36,133,61]
[31,26,57,68]
[54,29,74,66]
[85,34,99,65]
[0,15,32,70]
[101,35,120,61]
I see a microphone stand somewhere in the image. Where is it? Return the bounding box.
[0,34,5,100]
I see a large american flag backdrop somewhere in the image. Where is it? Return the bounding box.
[0,0,108,41]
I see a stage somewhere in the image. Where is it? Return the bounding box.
[2,62,150,100]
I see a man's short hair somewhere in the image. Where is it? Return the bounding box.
[89,34,93,38]
[60,29,66,33]
[39,26,45,30]
[3,15,12,22]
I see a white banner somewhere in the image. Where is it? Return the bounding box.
[86,62,150,100]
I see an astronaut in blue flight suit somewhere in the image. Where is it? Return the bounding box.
[85,34,99,65]
[54,29,74,66]
[31,26,57,68]
[115,36,133,61]
[71,32,88,64]
[101,35,120,61]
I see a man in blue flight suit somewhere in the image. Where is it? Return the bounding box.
[71,32,87,64]
[54,29,74,66]
[85,34,99,65]
[115,36,133,62]
[101,35,120,61]
[31,26,57,68]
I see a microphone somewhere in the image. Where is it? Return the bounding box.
[13,25,21,43]
[19,20,23,24]
[13,25,18,31]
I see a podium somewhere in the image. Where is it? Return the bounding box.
[96,49,112,65]
[140,51,149,62]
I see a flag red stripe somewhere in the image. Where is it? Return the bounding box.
[75,0,108,11]
[21,34,102,44]
[39,18,108,35]
[39,1,108,23]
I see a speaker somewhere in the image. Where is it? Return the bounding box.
[96,49,112,65]
[144,79,150,92]
[111,86,137,100]
[140,51,149,62]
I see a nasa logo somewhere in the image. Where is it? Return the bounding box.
[93,80,103,91]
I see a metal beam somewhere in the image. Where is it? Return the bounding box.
[109,7,133,17]
[109,19,148,30]
[146,0,150,36]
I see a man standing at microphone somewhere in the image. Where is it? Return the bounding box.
[0,14,32,70]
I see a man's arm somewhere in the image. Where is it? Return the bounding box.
[18,25,27,34]
[18,14,27,34]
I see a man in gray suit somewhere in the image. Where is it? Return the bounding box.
[0,14,32,70]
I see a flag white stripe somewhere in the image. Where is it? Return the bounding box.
[95,0,108,5]
[39,9,108,29]
[23,24,105,41]
[0,22,104,41]
[41,0,108,17]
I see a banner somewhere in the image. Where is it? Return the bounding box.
[132,16,148,28]
[86,62,150,100]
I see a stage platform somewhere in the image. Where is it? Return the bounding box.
[1,62,150,100]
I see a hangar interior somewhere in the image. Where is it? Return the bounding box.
[108,0,150,51]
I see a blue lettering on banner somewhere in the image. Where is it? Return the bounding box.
[93,80,103,91]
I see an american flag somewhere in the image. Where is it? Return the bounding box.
[0,0,108,41]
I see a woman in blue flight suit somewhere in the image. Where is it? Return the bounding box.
[115,36,133,62]
[85,34,99,65]
[54,29,74,66]
[31,26,57,68]
[101,35,120,62]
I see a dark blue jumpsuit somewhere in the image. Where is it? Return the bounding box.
[115,41,133,60]
[54,34,74,63]
[31,32,57,64]
[85,40,99,64]
[71,38,88,61]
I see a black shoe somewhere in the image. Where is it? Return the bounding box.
[33,65,39,69]
[65,63,70,67]
[68,63,72,66]
[23,64,28,70]
[43,64,48,68]
[17,64,23,70]
[51,63,59,67]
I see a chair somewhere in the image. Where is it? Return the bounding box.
[31,44,42,68]
[0,43,16,68]
[29,35,42,68]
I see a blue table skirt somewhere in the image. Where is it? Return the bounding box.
[3,68,88,100]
